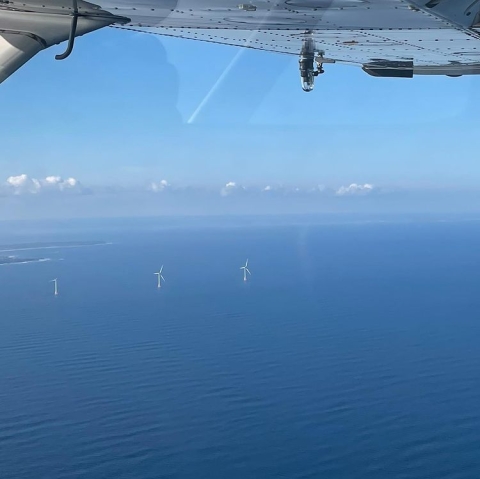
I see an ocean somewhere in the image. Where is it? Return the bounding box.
[1,216,480,479]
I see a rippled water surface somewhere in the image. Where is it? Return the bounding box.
[1,219,480,478]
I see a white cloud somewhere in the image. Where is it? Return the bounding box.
[149,179,170,192]
[4,174,84,195]
[220,181,244,197]
[6,174,28,188]
[44,176,61,185]
[62,178,79,189]
[336,183,375,196]
[6,174,41,194]
[262,184,284,194]
[43,176,80,191]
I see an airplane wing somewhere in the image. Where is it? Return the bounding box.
[2,0,480,89]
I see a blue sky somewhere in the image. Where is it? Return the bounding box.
[1,27,480,218]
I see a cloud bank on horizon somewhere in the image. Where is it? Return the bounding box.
[3,174,480,220]
[4,174,85,195]
[1,175,382,198]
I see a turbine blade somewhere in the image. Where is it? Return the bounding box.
[161,275,165,282]
[246,259,249,267]
[160,265,164,273]
[246,268,251,275]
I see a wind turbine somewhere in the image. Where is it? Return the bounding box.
[50,278,58,296]
[154,266,166,288]
[240,259,251,282]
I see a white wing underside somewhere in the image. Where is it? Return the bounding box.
[117,4,480,75]
[116,0,480,76]
[3,0,480,83]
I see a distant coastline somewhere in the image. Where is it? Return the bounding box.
[0,257,51,266]
[0,241,109,265]
[0,241,110,253]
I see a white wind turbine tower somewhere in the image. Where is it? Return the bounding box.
[154,266,166,288]
[240,259,251,282]
[50,278,58,296]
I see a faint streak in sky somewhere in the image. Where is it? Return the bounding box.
[187,48,245,124]
[187,32,258,124]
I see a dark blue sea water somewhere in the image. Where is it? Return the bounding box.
[1,217,480,479]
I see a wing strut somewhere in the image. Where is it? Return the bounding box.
[55,0,78,60]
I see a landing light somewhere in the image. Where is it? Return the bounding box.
[299,54,315,92]
[301,76,315,92]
